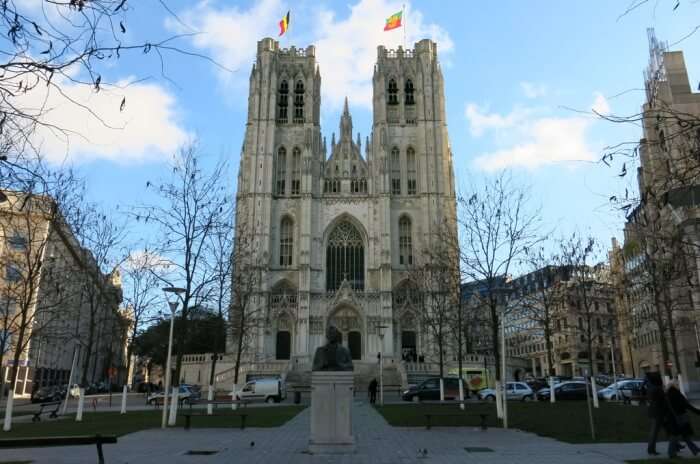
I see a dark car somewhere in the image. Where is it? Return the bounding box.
[537,381,589,401]
[31,385,64,403]
[402,377,468,402]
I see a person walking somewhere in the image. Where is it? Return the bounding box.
[665,380,700,458]
[645,372,665,456]
[368,378,378,405]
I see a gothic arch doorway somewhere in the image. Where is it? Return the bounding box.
[328,306,363,361]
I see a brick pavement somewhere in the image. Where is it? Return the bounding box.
[0,399,681,463]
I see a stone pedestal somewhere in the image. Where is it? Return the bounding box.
[309,371,355,454]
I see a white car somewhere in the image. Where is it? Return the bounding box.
[234,378,286,403]
[597,380,644,401]
[478,382,534,402]
[147,385,199,405]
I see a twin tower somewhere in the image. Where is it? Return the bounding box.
[233,37,456,368]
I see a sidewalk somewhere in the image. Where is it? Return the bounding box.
[0,399,675,463]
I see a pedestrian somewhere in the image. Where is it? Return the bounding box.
[368,378,378,404]
[645,372,665,456]
[665,380,700,458]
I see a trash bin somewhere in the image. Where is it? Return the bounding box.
[294,391,301,404]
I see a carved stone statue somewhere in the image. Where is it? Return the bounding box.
[312,325,354,371]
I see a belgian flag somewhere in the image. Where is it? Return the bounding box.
[279,11,290,36]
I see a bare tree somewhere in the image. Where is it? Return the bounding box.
[121,249,162,387]
[457,172,541,383]
[405,229,459,379]
[135,144,231,385]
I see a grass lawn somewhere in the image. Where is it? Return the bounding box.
[0,406,306,439]
[376,401,696,444]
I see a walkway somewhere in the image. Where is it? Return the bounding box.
[0,400,674,463]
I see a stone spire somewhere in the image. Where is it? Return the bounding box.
[340,97,352,142]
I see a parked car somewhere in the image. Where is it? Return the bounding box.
[401,377,468,402]
[597,379,645,401]
[31,385,64,403]
[537,381,590,401]
[147,384,201,405]
[478,382,535,402]
[525,378,549,392]
[233,378,286,403]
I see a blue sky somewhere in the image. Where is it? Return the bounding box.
[36,0,700,255]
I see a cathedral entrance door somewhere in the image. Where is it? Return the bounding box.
[348,331,362,360]
[276,331,291,360]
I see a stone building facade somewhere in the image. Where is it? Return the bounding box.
[230,37,457,378]
[609,33,700,391]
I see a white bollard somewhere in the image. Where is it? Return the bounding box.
[3,392,14,431]
[207,387,214,416]
[168,387,178,426]
[439,378,445,402]
[458,380,465,410]
[120,385,128,414]
[495,381,503,419]
[664,375,671,388]
[591,377,599,408]
[550,377,556,403]
[231,385,238,410]
[76,388,85,422]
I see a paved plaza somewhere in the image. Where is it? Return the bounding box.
[0,399,676,463]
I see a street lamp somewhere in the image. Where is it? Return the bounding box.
[377,325,387,406]
[161,286,185,429]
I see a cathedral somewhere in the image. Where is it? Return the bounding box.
[230,37,457,379]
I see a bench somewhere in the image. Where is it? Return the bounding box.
[188,399,250,411]
[183,412,248,430]
[31,401,61,422]
[424,412,489,430]
[0,434,117,464]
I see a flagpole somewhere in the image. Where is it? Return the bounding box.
[403,4,406,49]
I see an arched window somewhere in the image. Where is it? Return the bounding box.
[294,80,304,122]
[278,80,289,122]
[276,147,286,196]
[399,217,413,265]
[291,147,301,195]
[326,221,364,291]
[406,147,416,195]
[387,79,398,105]
[280,217,293,267]
[405,79,415,105]
[391,147,401,195]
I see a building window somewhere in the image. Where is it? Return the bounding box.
[326,221,364,291]
[387,79,398,105]
[294,80,304,123]
[278,80,289,122]
[7,233,27,251]
[280,218,293,267]
[5,264,21,282]
[291,147,301,195]
[391,146,401,195]
[405,79,415,105]
[276,147,286,196]
[407,147,416,195]
[399,217,413,265]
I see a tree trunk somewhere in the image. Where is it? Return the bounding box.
[663,288,682,376]
[653,289,673,376]
[491,303,501,381]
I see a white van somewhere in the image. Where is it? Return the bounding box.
[234,378,286,403]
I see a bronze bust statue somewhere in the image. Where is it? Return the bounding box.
[312,325,354,371]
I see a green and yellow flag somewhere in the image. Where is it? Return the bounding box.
[384,10,402,31]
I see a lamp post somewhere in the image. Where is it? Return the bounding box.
[161,287,185,429]
[377,325,387,406]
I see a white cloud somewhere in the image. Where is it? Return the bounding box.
[21,75,189,164]
[473,116,595,171]
[313,0,453,109]
[468,93,608,171]
[591,91,611,115]
[465,103,531,137]
[168,0,282,85]
[520,81,547,99]
[172,0,453,110]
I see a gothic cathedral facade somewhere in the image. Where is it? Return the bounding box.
[233,37,457,373]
